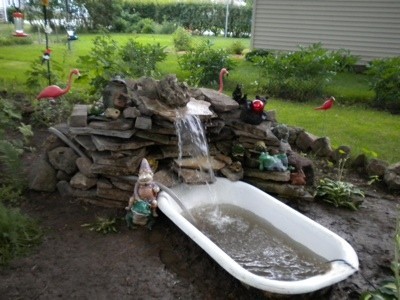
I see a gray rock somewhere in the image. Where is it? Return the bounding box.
[296,131,318,152]
[311,137,333,157]
[48,147,79,175]
[157,75,191,108]
[70,172,97,190]
[366,159,389,177]
[28,155,58,192]
[69,104,88,127]
[384,162,400,191]
[76,157,96,178]
[135,116,152,130]
[123,107,141,119]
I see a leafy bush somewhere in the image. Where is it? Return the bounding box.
[245,49,270,62]
[0,202,42,265]
[367,56,400,114]
[229,41,245,55]
[157,18,177,34]
[136,18,156,34]
[178,39,235,86]
[79,35,167,94]
[330,49,359,72]
[120,39,167,77]
[0,97,33,191]
[172,27,192,52]
[254,43,337,101]
[30,100,74,127]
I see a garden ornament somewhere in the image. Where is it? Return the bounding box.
[259,151,288,172]
[314,96,335,111]
[218,68,229,93]
[125,158,160,229]
[36,69,80,102]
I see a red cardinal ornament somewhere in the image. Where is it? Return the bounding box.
[314,96,335,110]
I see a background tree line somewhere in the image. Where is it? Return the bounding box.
[10,0,252,37]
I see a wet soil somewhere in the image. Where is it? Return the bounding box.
[0,130,398,300]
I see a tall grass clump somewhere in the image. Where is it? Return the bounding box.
[253,43,338,101]
[0,202,42,266]
[367,56,400,114]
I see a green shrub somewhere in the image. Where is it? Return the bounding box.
[172,27,192,52]
[229,41,245,55]
[79,35,167,94]
[157,19,177,34]
[0,202,42,265]
[30,100,74,127]
[330,49,360,72]
[178,39,235,86]
[78,35,124,94]
[245,49,270,62]
[136,18,156,34]
[367,56,400,114]
[120,39,167,77]
[254,43,337,101]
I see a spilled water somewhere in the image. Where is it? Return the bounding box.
[183,204,331,281]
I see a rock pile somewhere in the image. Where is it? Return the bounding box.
[28,75,399,208]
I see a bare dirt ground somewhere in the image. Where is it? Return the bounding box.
[0,129,398,300]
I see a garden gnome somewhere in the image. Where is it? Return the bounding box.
[125,158,160,228]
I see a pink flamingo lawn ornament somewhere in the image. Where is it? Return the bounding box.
[36,69,80,102]
[218,68,229,93]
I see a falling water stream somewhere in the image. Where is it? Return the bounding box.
[173,113,330,281]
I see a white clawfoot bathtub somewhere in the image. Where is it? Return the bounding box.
[157,177,358,295]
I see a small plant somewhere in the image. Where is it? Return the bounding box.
[0,202,42,266]
[315,156,365,210]
[229,41,245,55]
[81,216,120,235]
[30,100,73,127]
[360,212,400,299]
[314,178,364,210]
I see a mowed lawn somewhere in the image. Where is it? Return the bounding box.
[0,29,399,164]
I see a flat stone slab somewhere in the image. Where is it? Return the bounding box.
[174,156,226,171]
[89,119,134,131]
[69,127,136,138]
[199,88,239,112]
[244,169,291,182]
[91,135,154,151]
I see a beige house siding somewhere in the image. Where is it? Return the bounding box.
[251,0,400,64]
